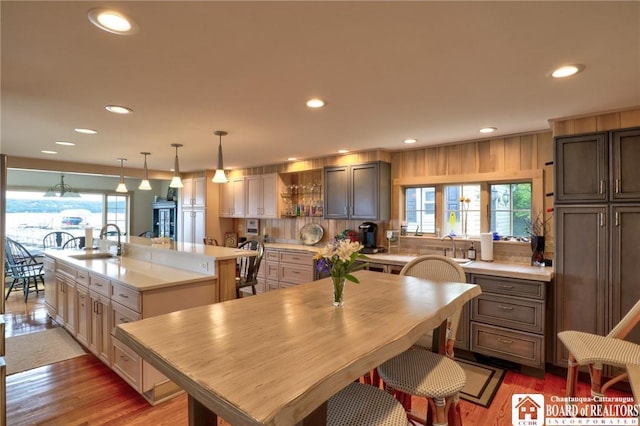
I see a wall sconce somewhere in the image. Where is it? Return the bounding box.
[115,158,128,193]
[212,130,228,183]
[169,143,184,188]
[138,152,152,190]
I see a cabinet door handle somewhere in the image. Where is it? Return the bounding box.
[615,211,620,227]
[600,180,605,194]
[615,179,620,194]
[498,305,514,311]
[95,283,103,287]
[118,293,129,299]
[600,212,606,227]
[498,284,514,289]
[498,338,513,345]
[119,317,129,323]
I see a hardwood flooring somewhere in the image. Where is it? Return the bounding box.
[3,288,633,425]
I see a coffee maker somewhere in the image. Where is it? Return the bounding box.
[359,222,379,254]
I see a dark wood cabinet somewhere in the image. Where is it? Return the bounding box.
[152,201,176,240]
[554,132,608,203]
[611,128,640,200]
[323,161,391,220]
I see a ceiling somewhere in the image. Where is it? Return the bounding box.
[2,1,639,175]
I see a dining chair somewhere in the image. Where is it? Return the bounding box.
[138,230,155,238]
[236,240,264,298]
[62,236,85,249]
[376,255,469,426]
[558,298,640,402]
[42,231,75,249]
[5,237,45,302]
[327,382,408,426]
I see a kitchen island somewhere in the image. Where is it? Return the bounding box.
[44,238,255,405]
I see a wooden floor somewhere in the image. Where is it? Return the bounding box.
[3,286,633,425]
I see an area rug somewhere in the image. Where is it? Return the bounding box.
[5,328,87,375]
[457,358,505,407]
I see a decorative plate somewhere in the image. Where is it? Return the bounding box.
[224,232,238,248]
[300,223,324,245]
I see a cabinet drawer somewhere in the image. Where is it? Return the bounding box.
[112,338,142,391]
[264,261,279,281]
[265,250,279,262]
[89,274,110,297]
[56,262,76,279]
[471,275,545,299]
[112,301,141,329]
[279,251,314,266]
[470,322,544,368]
[111,282,141,312]
[471,294,544,333]
[279,263,313,285]
[75,269,89,286]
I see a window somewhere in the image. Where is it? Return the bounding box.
[404,186,435,233]
[490,183,531,237]
[443,184,480,237]
[5,190,129,250]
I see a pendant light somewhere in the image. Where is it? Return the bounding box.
[169,143,184,188]
[138,152,152,190]
[115,158,128,192]
[44,173,80,197]
[212,130,228,183]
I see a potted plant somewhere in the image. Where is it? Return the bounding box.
[524,212,551,266]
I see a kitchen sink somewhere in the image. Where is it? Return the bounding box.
[68,252,115,260]
[452,258,472,264]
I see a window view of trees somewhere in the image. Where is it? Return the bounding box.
[490,183,532,237]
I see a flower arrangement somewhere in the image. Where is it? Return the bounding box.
[459,196,471,237]
[314,238,368,306]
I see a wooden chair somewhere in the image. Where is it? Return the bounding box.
[202,237,218,246]
[5,237,45,302]
[42,231,74,249]
[558,298,640,402]
[62,237,85,249]
[235,240,264,298]
[327,382,408,426]
[138,231,155,238]
[376,255,469,426]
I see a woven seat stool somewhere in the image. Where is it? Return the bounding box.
[377,349,466,426]
[328,382,408,426]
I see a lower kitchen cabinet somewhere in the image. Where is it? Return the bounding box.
[75,285,90,347]
[469,274,548,373]
[89,290,110,365]
[256,248,315,293]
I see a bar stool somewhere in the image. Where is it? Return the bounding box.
[328,382,408,426]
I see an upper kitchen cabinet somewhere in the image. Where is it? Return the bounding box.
[220,176,246,218]
[323,161,391,220]
[611,128,640,200]
[181,176,206,209]
[554,132,608,203]
[245,174,278,219]
[555,128,640,203]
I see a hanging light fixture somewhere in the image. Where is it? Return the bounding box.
[169,143,184,188]
[115,158,128,193]
[138,152,152,190]
[212,130,228,183]
[44,173,81,198]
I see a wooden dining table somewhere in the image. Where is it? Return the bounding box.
[114,270,481,426]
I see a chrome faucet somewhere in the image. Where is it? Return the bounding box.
[99,223,122,255]
[441,235,456,258]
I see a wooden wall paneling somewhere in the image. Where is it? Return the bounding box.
[504,136,522,172]
[552,120,574,137]
[447,144,463,175]
[596,112,621,131]
[519,135,535,170]
[477,140,492,173]
[461,143,479,174]
[620,109,640,128]
[435,146,448,176]
[573,116,598,135]
[424,147,438,177]
[489,138,506,173]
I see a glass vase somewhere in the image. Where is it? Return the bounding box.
[332,276,345,307]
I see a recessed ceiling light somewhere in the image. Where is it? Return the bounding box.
[403,138,418,144]
[480,127,497,134]
[338,149,349,154]
[105,105,134,114]
[288,157,297,161]
[306,98,325,109]
[551,64,585,78]
[56,141,75,146]
[41,150,58,155]
[88,9,138,35]
[74,128,98,134]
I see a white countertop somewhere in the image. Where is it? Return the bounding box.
[264,242,554,282]
[45,249,215,291]
[129,237,259,261]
